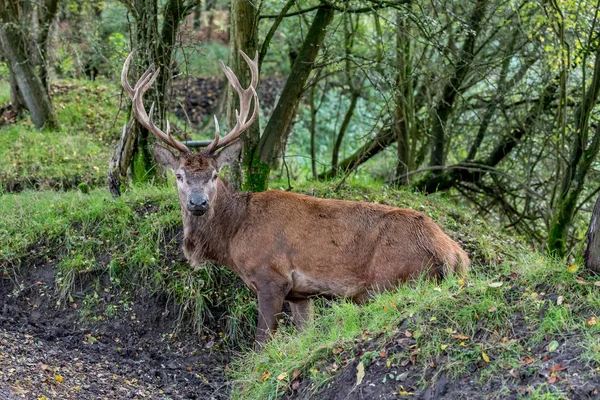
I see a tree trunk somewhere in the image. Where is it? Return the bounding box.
[255,6,335,186]
[548,43,600,257]
[127,0,188,184]
[394,8,414,185]
[228,0,261,191]
[8,68,26,114]
[112,0,190,191]
[36,0,60,92]
[331,91,359,173]
[193,2,201,29]
[428,0,488,168]
[310,81,319,180]
[0,2,59,130]
[585,194,600,273]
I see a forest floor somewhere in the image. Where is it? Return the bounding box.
[0,248,231,400]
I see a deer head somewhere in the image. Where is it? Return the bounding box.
[121,51,259,216]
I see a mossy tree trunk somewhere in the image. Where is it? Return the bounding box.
[227,0,261,191]
[110,0,192,193]
[251,5,335,190]
[547,43,600,257]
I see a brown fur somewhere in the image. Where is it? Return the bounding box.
[168,154,470,350]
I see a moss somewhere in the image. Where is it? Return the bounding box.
[242,152,270,193]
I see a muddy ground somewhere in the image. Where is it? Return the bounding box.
[0,259,233,400]
[285,291,600,400]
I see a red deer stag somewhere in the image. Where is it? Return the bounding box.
[121,51,470,350]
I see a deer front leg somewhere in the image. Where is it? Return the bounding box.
[255,288,286,351]
[289,299,314,330]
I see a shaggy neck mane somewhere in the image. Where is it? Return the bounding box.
[181,179,250,268]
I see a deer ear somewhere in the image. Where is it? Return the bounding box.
[153,144,179,170]
[215,140,242,169]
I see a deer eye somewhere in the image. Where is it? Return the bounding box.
[212,174,217,181]
[175,173,182,181]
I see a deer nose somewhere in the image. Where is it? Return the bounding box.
[187,192,209,214]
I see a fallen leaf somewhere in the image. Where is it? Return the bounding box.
[260,371,271,382]
[567,264,579,273]
[482,352,490,363]
[332,347,343,355]
[557,296,564,305]
[292,370,301,380]
[356,361,365,386]
[523,357,534,364]
[594,281,600,287]
[548,375,557,384]
[452,334,469,340]
[547,340,559,352]
[550,363,567,373]
[55,375,64,383]
[397,385,413,396]
[440,344,449,351]
[576,277,589,285]
[404,330,412,338]
[277,372,288,381]
[488,282,503,288]
[458,279,465,286]
[487,306,497,312]
[587,316,598,326]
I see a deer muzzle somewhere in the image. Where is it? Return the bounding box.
[187,192,209,216]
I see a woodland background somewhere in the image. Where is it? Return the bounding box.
[2,0,600,259]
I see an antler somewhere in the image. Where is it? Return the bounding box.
[203,50,260,155]
[121,52,190,153]
[121,50,259,155]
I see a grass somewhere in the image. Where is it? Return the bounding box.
[0,183,255,343]
[0,79,125,192]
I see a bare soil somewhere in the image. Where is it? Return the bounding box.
[286,297,600,399]
[0,258,232,399]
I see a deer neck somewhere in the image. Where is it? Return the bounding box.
[182,179,249,268]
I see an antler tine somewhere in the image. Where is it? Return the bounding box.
[240,50,259,88]
[127,61,190,153]
[203,115,221,154]
[121,52,135,98]
[204,50,260,155]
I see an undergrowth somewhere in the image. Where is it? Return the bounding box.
[0,79,125,192]
[0,183,255,345]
